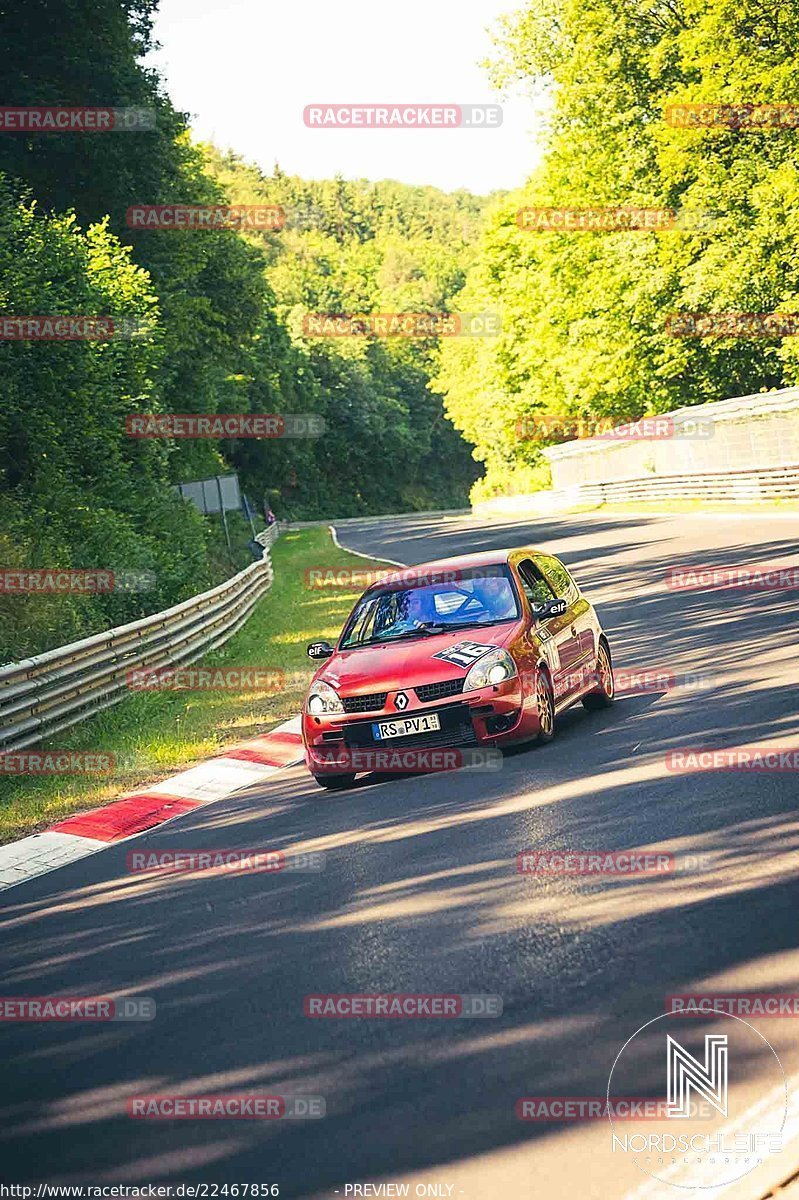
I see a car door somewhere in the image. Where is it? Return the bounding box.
[515,557,579,704]
[535,554,595,693]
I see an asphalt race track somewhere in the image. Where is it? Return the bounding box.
[2,510,798,1198]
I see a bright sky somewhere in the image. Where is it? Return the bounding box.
[147,0,545,196]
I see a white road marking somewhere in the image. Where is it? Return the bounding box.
[329,524,407,567]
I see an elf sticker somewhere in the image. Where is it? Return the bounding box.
[432,641,495,669]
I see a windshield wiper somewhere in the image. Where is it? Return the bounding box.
[421,619,510,633]
[347,625,444,648]
[381,626,447,641]
[344,619,513,649]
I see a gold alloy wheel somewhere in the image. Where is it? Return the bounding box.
[536,669,554,736]
[598,642,614,698]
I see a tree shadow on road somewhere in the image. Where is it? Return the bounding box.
[0,515,798,1195]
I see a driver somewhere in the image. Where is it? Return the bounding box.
[473,574,516,620]
[385,589,429,636]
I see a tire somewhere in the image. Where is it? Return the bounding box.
[313,773,357,791]
[535,666,556,743]
[582,638,615,710]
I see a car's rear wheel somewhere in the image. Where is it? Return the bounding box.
[313,773,357,791]
[583,638,615,710]
[535,666,556,743]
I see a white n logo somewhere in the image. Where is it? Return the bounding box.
[666,1034,728,1118]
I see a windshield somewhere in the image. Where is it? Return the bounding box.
[339,565,520,649]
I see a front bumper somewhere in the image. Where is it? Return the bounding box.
[302,678,531,776]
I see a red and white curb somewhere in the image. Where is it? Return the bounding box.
[0,717,304,894]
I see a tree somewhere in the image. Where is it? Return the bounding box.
[437,0,799,497]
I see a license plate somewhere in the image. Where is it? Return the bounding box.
[372,714,441,740]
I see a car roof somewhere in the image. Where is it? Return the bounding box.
[367,547,551,588]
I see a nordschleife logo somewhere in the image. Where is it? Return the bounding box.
[666,1033,728,1118]
[607,1012,786,1188]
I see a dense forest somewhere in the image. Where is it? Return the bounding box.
[3,0,798,661]
[203,152,487,518]
[0,0,482,661]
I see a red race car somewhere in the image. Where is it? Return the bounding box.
[302,547,615,789]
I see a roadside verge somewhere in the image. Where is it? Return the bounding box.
[0,526,394,847]
[0,715,305,892]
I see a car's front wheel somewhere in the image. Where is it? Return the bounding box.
[583,638,615,710]
[313,773,357,791]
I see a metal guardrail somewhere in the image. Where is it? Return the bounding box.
[573,462,799,504]
[254,524,279,547]
[474,464,799,518]
[0,524,280,755]
[281,508,471,530]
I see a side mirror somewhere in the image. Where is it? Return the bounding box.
[532,597,568,620]
[307,640,335,660]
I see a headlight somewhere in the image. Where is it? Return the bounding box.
[306,679,344,715]
[464,648,517,691]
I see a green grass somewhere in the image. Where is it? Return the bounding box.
[0,527,391,844]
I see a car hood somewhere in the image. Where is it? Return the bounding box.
[315,622,519,692]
